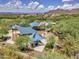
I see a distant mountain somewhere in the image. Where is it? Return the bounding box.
[46,8,79,16]
[0,8,79,15]
[0,11,46,15]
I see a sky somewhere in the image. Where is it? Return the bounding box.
[0,0,79,13]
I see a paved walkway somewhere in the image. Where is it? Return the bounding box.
[34,39,47,52]
[5,30,15,44]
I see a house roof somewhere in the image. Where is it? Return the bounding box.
[19,27,37,35]
[12,25,36,35]
[12,24,44,42]
[34,33,43,41]
[29,33,43,42]
[30,22,40,27]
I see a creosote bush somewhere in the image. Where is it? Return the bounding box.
[0,44,29,59]
[15,35,29,50]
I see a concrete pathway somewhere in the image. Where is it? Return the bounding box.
[6,39,15,44]
[5,30,15,44]
[33,39,47,52]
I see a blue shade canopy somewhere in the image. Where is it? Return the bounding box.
[29,33,43,42]
[34,33,43,41]
[12,25,37,35]
[30,22,40,27]
[18,27,37,35]
[12,25,43,42]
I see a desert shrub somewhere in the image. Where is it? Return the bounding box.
[60,35,79,56]
[45,36,55,50]
[33,52,72,59]
[0,28,8,41]
[0,28,8,35]
[51,14,79,56]
[0,44,29,59]
[15,35,29,50]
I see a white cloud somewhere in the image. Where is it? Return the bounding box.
[62,0,72,2]
[37,5,44,10]
[61,4,73,10]
[56,3,79,10]
[47,6,55,10]
[0,4,3,7]
[56,5,61,9]
[0,1,47,12]
[72,4,79,9]
[3,0,23,8]
[27,1,39,10]
[14,0,22,7]
[0,0,79,13]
